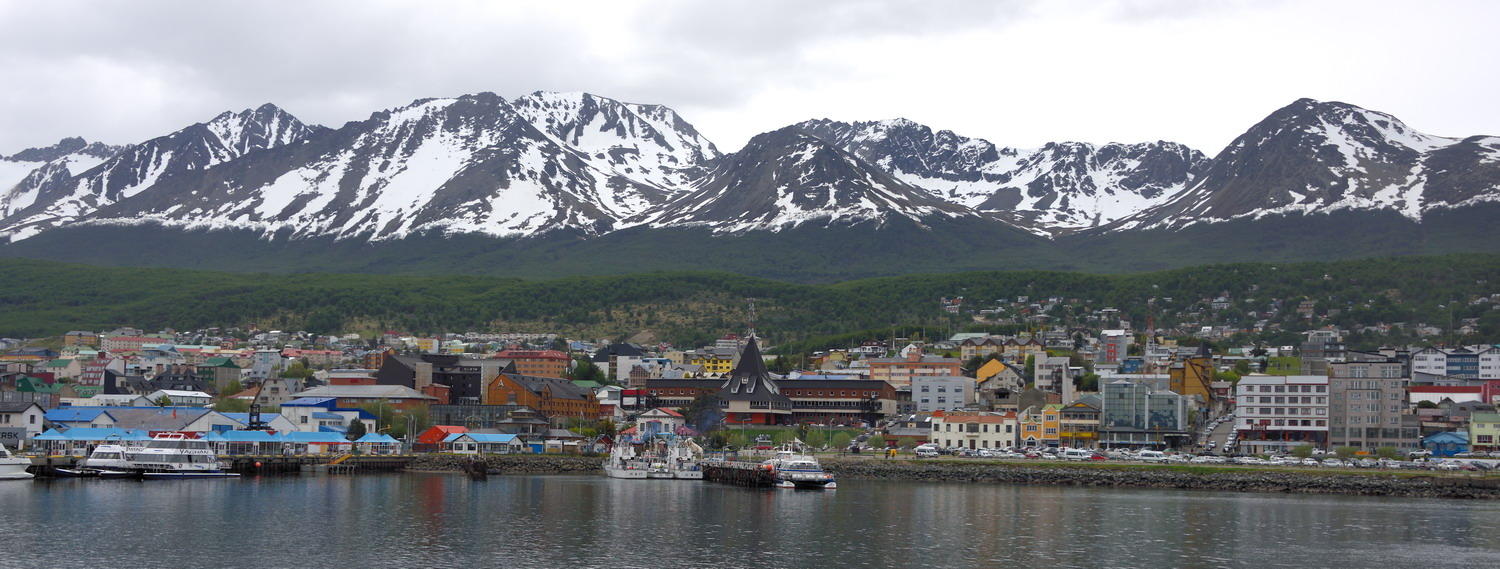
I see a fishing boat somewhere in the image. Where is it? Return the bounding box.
[125,433,240,479]
[0,445,33,480]
[603,443,650,479]
[669,438,704,479]
[763,449,836,490]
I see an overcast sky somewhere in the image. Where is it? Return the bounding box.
[0,0,1495,155]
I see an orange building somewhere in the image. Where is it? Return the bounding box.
[484,373,600,422]
[494,349,571,378]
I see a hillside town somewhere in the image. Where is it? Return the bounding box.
[2,320,1498,464]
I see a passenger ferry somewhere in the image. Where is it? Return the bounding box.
[763,449,836,490]
[53,444,138,478]
[125,433,240,479]
[0,445,33,480]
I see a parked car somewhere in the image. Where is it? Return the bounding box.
[1137,450,1168,462]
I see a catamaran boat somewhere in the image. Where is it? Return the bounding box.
[763,449,836,490]
[125,433,240,479]
[53,444,139,478]
[0,445,33,480]
[603,444,650,479]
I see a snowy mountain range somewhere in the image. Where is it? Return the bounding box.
[1,93,1496,262]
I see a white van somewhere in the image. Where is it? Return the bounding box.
[1061,449,1095,460]
[1137,450,1168,462]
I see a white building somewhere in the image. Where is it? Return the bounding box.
[0,402,45,447]
[911,376,974,413]
[1411,346,1500,380]
[145,389,214,407]
[930,412,1018,450]
[1233,375,1329,453]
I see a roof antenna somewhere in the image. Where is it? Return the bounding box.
[746,298,757,339]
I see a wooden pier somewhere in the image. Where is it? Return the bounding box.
[702,461,777,487]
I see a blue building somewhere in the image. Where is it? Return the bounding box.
[1421,431,1469,457]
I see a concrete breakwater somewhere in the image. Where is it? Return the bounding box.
[819,458,1500,499]
[406,454,602,474]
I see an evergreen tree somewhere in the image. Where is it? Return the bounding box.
[346,418,367,441]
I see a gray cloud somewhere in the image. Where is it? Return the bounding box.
[0,0,1495,157]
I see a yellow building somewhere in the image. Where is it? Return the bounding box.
[1019,404,1062,448]
[689,351,735,376]
[1169,345,1215,402]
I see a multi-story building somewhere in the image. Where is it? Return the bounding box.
[1034,356,1072,397]
[1018,404,1062,447]
[1097,330,1130,365]
[1233,375,1329,453]
[867,350,962,388]
[63,331,99,347]
[640,375,896,426]
[930,411,1018,450]
[1059,395,1101,448]
[1411,346,1500,380]
[1099,379,1189,448]
[1299,329,1345,375]
[1469,412,1500,452]
[911,376,973,413]
[378,354,516,405]
[1327,356,1420,451]
[483,373,601,423]
[959,337,1046,362]
[493,349,571,378]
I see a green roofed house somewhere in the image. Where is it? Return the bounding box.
[43,359,82,381]
[197,357,243,393]
[571,380,604,391]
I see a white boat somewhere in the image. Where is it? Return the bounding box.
[669,438,704,479]
[646,460,676,479]
[764,449,836,490]
[603,444,650,479]
[125,433,240,479]
[0,445,33,480]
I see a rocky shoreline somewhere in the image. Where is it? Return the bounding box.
[406,454,602,474]
[402,454,1500,499]
[819,458,1500,499]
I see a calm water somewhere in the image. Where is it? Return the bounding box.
[3,474,1499,568]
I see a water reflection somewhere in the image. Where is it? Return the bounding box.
[1,475,1497,568]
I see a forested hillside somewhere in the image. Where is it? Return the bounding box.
[1,255,1497,349]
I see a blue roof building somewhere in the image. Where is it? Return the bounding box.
[1422,431,1470,457]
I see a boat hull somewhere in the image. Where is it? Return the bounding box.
[0,460,32,480]
[141,471,240,479]
[673,470,704,479]
[604,467,649,479]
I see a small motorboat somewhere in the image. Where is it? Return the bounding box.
[0,446,34,480]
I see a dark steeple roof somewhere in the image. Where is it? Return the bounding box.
[716,337,792,405]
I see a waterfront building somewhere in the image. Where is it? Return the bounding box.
[1232,375,1329,453]
[716,337,793,425]
[1471,412,1500,452]
[639,373,896,425]
[291,384,438,411]
[930,411,1017,450]
[279,397,378,433]
[1327,355,1420,451]
[911,375,973,413]
[1099,379,1189,448]
[1059,396,1101,448]
[1018,404,1062,448]
[483,373,601,422]
[0,401,45,447]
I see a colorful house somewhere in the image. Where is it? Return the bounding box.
[1018,404,1063,448]
[1470,412,1500,452]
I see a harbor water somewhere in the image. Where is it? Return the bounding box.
[3,474,1499,568]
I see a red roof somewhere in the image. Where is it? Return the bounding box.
[648,407,683,417]
[417,425,468,445]
[1410,386,1482,393]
